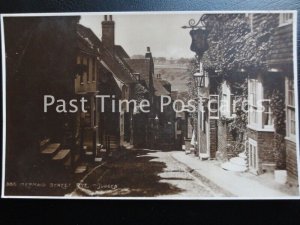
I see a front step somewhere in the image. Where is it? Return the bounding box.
[230,157,246,167]
[74,165,88,174]
[221,151,247,172]
[262,163,276,173]
[52,149,70,161]
[238,152,247,159]
[221,161,247,172]
[41,143,61,157]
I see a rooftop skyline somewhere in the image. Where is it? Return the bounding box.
[80,13,202,59]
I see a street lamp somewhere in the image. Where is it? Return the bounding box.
[183,15,210,159]
[193,62,206,159]
[193,65,206,88]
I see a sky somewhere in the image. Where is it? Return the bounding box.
[79,13,202,59]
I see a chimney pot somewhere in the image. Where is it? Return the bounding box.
[104,15,107,21]
[147,47,150,52]
[109,15,113,21]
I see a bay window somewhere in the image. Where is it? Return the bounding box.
[248,77,274,130]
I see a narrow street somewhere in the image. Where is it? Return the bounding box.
[69,149,228,197]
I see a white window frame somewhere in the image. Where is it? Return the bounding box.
[286,77,296,141]
[279,13,293,26]
[248,138,259,174]
[209,95,219,119]
[231,95,238,117]
[262,99,274,130]
[248,79,258,126]
[248,77,274,131]
[199,97,205,133]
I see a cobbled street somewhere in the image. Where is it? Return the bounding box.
[70,150,228,197]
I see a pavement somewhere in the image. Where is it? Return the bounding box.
[172,151,299,198]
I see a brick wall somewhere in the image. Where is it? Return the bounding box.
[286,139,298,180]
[217,120,227,161]
[247,128,274,174]
[217,120,239,161]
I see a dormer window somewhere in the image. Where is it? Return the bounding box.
[133,73,140,81]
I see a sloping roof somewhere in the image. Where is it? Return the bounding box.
[124,58,151,87]
[171,91,178,100]
[77,24,102,53]
[76,24,134,84]
[153,78,170,96]
[115,45,130,59]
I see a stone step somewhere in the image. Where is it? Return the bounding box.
[52,149,70,161]
[238,152,247,159]
[41,143,61,157]
[94,157,103,162]
[74,165,87,174]
[221,161,247,172]
[124,145,134,150]
[262,163,276,173]
[230,157,247,167]
[85,151,93,156]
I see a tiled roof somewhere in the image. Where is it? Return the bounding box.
[124,58,151,87]
[76,24,134,84]
[153,78,170,96]
[115,45,130,59]
[77,24,102,53]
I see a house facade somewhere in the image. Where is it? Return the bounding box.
[189,13,298,184]
[245,13,297,180]
[4,16,81,182]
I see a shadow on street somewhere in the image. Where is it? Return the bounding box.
[81,149,183,197]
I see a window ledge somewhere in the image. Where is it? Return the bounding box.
[285,136,296,143]
[247,124,274,132]
[278,21,293,27]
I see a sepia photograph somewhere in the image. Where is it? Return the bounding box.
[1,11,299,199]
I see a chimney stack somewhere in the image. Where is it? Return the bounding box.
[145,46,152,59]
[102,15,115,53]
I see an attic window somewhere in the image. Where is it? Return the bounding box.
[279,13,293,26]
[133,73,140,81]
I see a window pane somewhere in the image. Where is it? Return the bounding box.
[249,145,252,167]
[263,100,273,126]
[291,109,295,134]
[288,79,294,106]
[253,146,256,168]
